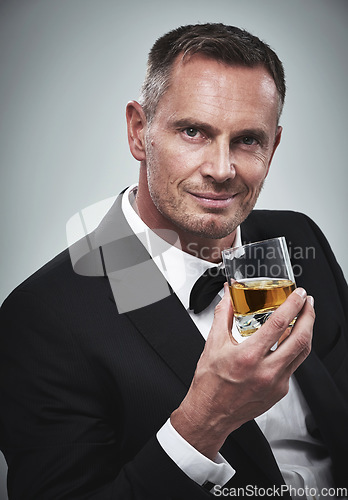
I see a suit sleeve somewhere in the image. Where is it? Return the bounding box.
[0,290,213,500]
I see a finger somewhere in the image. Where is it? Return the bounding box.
[278,295,315,373]
[248,287,308,354]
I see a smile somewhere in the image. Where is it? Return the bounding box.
[188,191,237,209]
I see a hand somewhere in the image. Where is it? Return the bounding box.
[171,283,315,459]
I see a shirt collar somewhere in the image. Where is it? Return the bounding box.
[121,185,241,310]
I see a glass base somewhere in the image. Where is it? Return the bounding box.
[235,311,273,337]
[234,311,296,352]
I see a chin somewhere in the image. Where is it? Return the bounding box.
[175,215,238,240]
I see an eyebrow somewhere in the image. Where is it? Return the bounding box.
[169,118,219,135]
[169,118,270,145]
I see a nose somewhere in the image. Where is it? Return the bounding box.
[199,139,236,183]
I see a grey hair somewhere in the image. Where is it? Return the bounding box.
[139,23,286,124]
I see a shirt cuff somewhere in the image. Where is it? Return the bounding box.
[156,418,235,488]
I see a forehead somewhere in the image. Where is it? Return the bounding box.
[155,54,280,126]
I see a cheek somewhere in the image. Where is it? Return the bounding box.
[147,152,185,193]
[235,152,270,184]
[165,133,206,174]
[157,149,199,186]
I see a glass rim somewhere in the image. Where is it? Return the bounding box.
[222,236,287,257]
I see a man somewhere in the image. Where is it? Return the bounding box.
[0,23,347,499]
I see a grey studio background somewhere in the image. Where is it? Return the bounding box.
[0,0,347,496]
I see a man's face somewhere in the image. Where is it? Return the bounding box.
[140,55,282,242]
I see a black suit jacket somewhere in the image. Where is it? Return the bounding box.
[1,194,348,499]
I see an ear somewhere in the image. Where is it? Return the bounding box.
[265,125,282,177]
[126,101,147,161]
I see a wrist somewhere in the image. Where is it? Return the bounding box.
[170,402,228,460]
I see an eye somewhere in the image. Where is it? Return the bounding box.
[184,127,199,138]
[241,136,257,145]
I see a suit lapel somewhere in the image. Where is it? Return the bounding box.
[95,192,205,387]
[125,294,205,388]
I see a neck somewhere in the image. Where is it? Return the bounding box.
[172,231,236,263]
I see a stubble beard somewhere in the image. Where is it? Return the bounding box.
[147,168,264,240]
[151,191,262,240]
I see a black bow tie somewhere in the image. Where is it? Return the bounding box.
[189,267,227,314]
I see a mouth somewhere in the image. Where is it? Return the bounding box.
[187,191,237,209]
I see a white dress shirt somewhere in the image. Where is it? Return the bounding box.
[121,185,338,498]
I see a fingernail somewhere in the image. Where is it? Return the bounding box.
[307,295,314,307]
[295,287,307,299]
